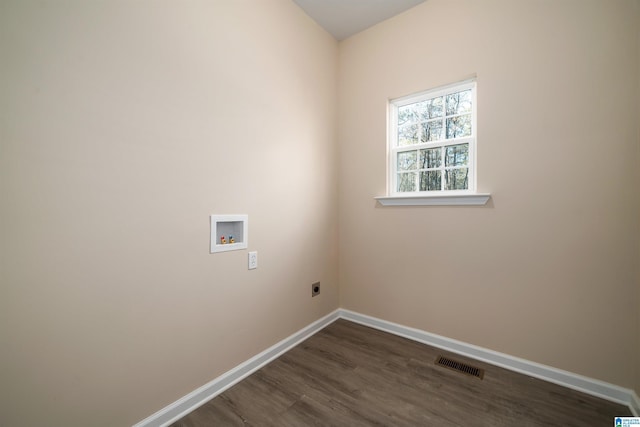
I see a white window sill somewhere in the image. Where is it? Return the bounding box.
[375,193,491,206]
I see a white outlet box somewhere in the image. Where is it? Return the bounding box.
[210,215,248,253]
[248,251,258,270]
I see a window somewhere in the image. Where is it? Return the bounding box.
[389,80,476,196]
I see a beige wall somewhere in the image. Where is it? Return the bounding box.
[637,0,640,395]
[2,0,639,425]
[338,0,640,390]
[0,1,338,425]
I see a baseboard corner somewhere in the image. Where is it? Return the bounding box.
[133,308,637,425]
[629,391,640,417]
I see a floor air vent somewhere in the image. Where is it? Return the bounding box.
[435,356,484,380]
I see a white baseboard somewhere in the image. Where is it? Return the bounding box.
[132,309,340,427]
[133,308,638,426]
[630,392,640,417]
[338,309,639,416]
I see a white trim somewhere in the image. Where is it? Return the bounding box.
[338,309,638,414]
[132,310,340,427]
[388,79,477,196]
[630,392,640,416]
[133,308,638,426]
[392,79,476,107]
[375,193,490,206]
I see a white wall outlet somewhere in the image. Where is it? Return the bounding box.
[248,251,258,270]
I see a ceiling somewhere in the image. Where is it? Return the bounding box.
[293,0,427,41]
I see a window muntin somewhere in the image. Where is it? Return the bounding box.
[390,81,476,195]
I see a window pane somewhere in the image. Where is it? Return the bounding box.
[445,143,469,167]
[420,171,441,191]
[418,97,443,120]
[421,120,443,142]
[397,172,416,192]
[398,124,419,146]
[446,90,472,115]
[419,147,441,169]
[398,104,418,126]
[446,114,472,139]
[445,168,469,190]
[397,151,417,171]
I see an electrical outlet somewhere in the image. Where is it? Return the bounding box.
[248,251,258,270]
[311,282,320,297]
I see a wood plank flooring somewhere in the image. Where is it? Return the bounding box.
[171,319,631,426]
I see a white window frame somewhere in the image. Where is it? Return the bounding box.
[377,79,490,206]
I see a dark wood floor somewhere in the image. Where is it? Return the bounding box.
[171,319,631,426]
